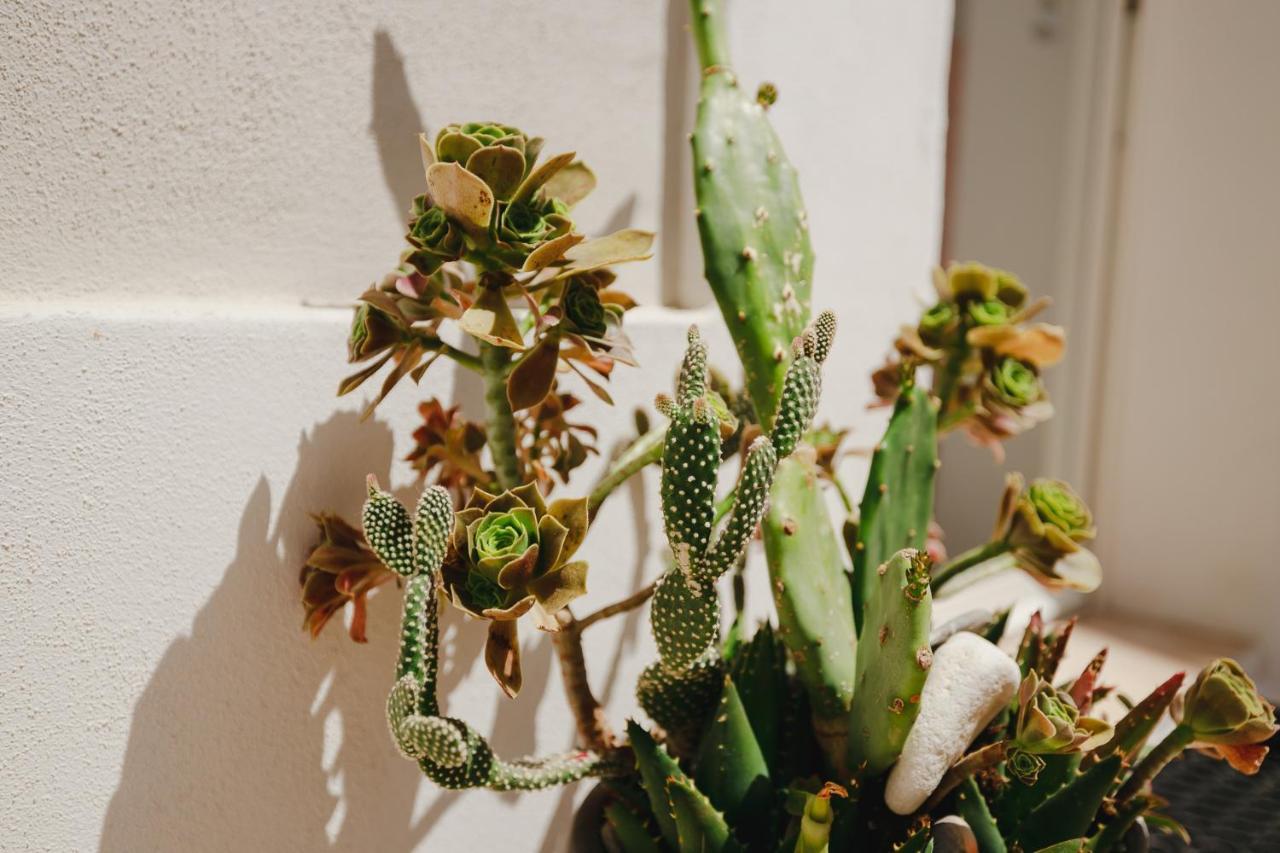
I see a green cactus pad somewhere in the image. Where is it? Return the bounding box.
[851,382,938,635]
[764,454,857,722]
[636,654,724,756]
[701,436,777,578]
[847,549,933,777]
[689,0,814,429]
[651,569,721,671]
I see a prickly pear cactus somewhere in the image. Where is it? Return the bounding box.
[365,478,608,790]
[762,452,856,771]
[688,0,814,429]
[851,378,939,634]
[846,548,933,777]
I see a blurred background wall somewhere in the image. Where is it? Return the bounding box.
[0,2,952,850]
[940,0,1279,692]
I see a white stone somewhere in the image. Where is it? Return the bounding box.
[884,631,1020,815]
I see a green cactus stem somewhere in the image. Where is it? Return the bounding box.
[851,380,939,635]
[587,425,667,518]
[847,548,934,777]
[1113,724,1195,804]
[689,0,814,429]
[929,540,1010,593]
[367,478,609,790]
[763,453,857,773]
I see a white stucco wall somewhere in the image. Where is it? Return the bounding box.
[1,2,953,850]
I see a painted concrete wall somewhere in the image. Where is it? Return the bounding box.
[1,2,953,850]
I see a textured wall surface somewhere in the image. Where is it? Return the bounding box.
[1,2,953,850]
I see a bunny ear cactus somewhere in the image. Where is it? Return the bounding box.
[364,478,610,790]
[688,0,814,429]
[649,318,832,677]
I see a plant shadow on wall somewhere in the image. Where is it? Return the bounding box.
[98,410,564,851]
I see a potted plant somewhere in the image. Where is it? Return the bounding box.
[298,2,1275,849]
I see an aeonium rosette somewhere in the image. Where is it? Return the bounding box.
[440,483,590,697]
[1175,658,1278,774]
[870,261,1062,459]
[1005,671,1111,784]
[994,473,1101,592]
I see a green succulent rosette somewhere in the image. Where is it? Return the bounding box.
[996,473,1101,592]
[1005,747,1048,786]
[405,197,464,275]
[1180,658,1277,747]
[986,357,1043,408]
[917,301,958,347]
[434,122,539,174]
[440,483,590,697]
[1013,672,1112,756]
[968,298,1013,328]
[560,276,609,338]
[347,301,404,362]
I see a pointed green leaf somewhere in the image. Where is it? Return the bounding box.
[628,720,684,848]
[1016,756,1123,851]
[694,677,771,827]
[666,776,740,853]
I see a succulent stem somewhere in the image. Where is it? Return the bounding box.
[587,425,667,518]
[480,342,522,489]
[1115,722,1195,803]
[576,581,657,631]
[410,330,485,373]
[931,540,1011,592]
[550,611,617,753]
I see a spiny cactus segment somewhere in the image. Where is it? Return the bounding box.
[846,548,934,777]
[650,317,831,681]
[364,478,609,790]
[850,378,939,634]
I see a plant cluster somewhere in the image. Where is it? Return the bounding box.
[298,2,1274,850]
